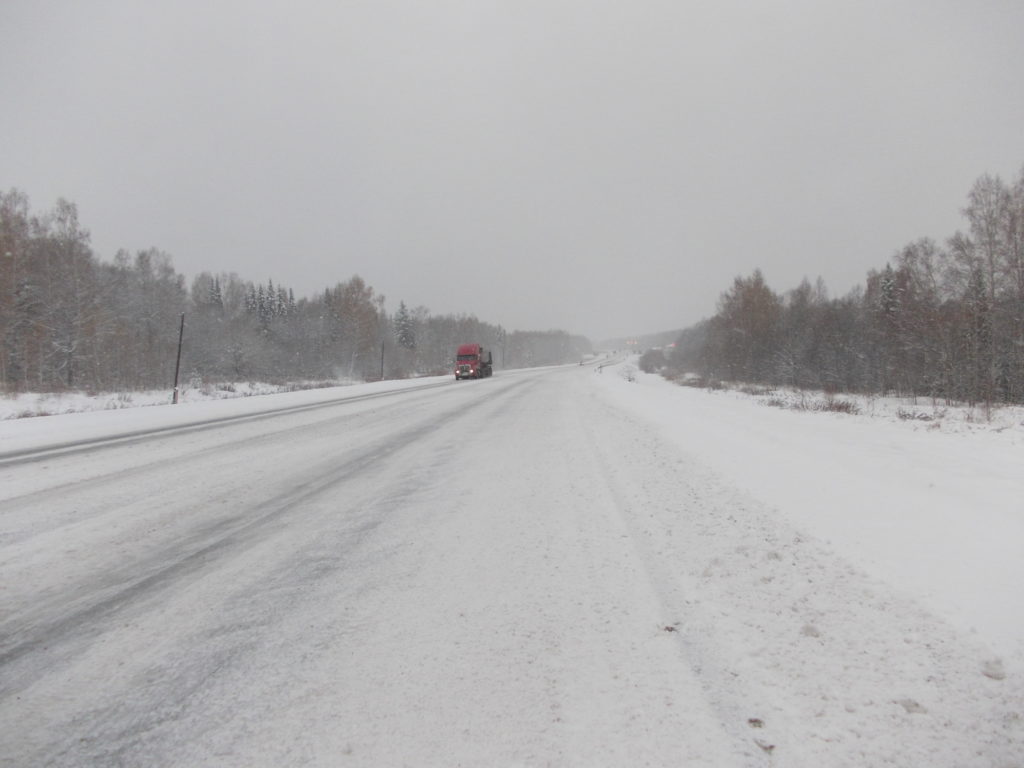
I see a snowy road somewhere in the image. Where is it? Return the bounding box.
[1,365,1021,766]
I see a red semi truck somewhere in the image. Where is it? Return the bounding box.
[454,343,493,380]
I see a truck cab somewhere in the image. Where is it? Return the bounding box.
[454,343,493,379]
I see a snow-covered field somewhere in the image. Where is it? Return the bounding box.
[1,362,1021,765]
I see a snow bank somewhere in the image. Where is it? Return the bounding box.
[593,363,1024,663]
[0,380,365,420]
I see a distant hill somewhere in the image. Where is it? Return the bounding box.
[595,329,683,352]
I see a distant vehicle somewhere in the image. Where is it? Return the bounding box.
[454,343,493,380]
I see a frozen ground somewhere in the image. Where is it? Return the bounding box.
[0,361,1021,766]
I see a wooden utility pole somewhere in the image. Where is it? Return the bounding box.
[172,313,185,404]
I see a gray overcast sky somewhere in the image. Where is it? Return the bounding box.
[2,1,1022,341]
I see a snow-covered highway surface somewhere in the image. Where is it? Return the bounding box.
[1,363,1021,766]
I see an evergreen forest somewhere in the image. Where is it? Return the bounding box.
[0,190,590,393]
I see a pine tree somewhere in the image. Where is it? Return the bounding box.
[208,276,224,316]
[267,279,277,318]
[395,301,415,349]
[277,286,289,320]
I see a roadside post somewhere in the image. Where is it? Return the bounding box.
[172,313,185,404]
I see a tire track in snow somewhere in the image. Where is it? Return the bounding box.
[2,373,548,767]
[573,388,786,763]
[565,385,765,765]
[580,374,1024,767]
[0,382,465,508]
[0,375,534,692]
[0,381,454,467]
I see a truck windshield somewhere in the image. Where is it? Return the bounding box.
[457,354,477,361]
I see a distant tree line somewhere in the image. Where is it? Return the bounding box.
[668,166,1024,406]
[0,188,590,393]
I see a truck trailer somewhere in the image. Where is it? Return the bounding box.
[454,343,493,380]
